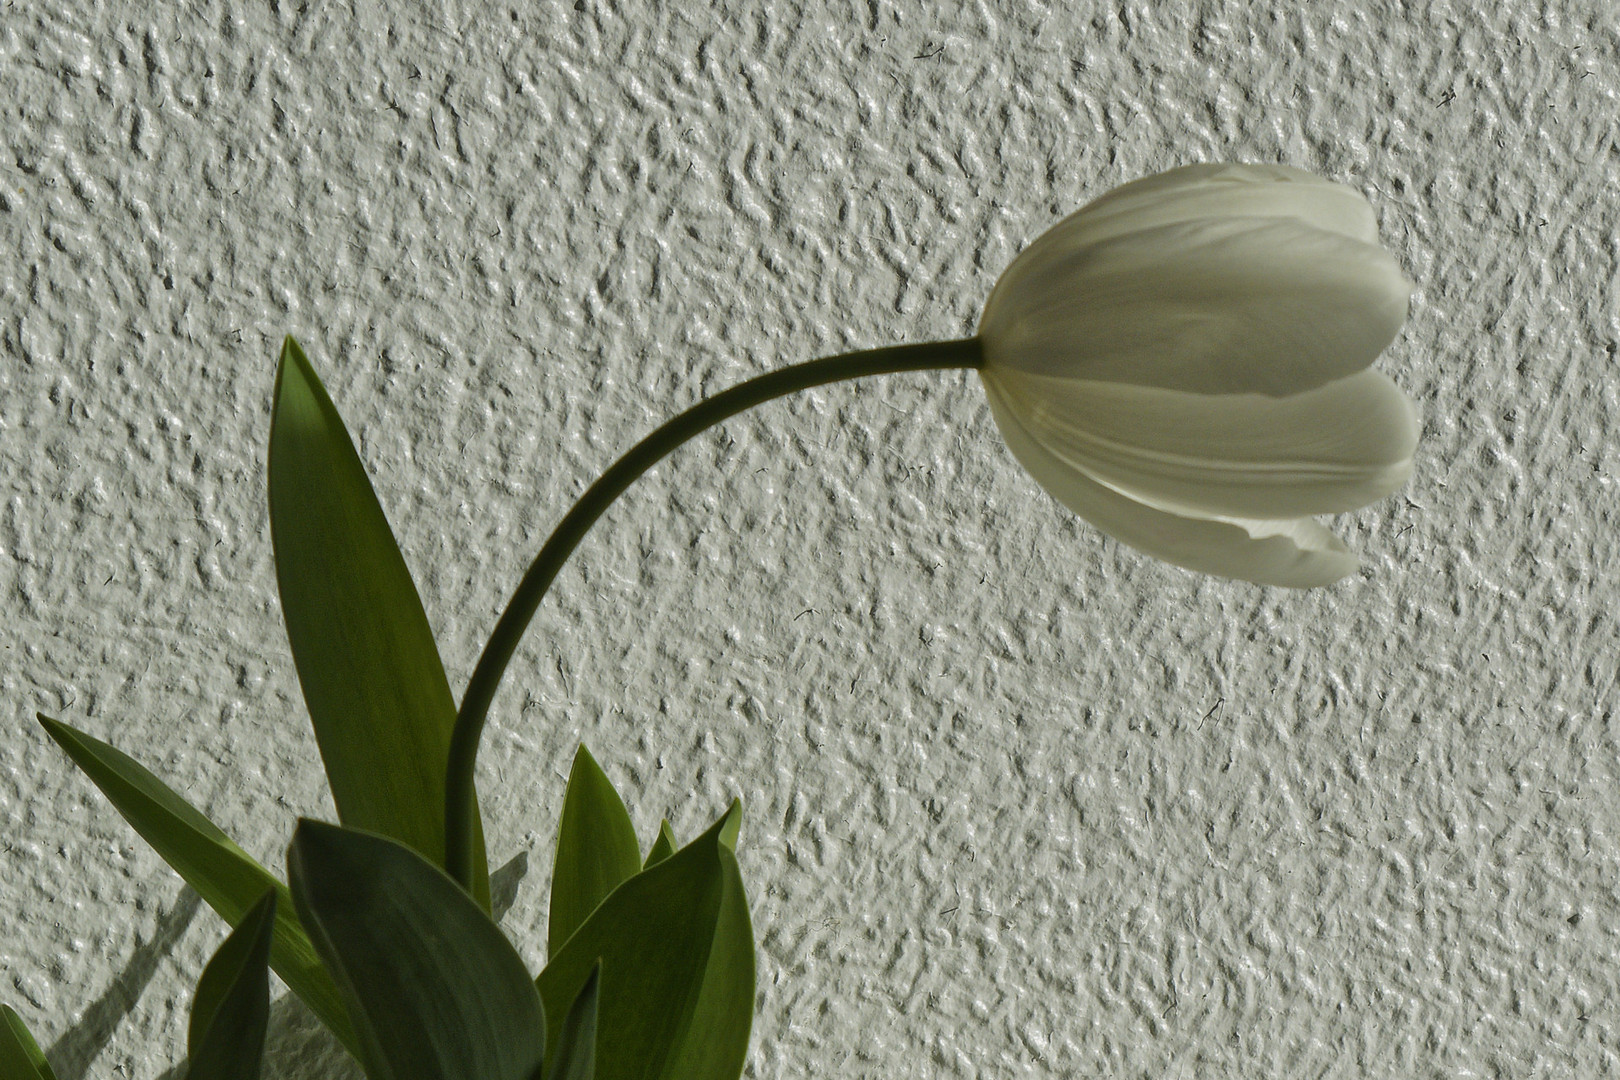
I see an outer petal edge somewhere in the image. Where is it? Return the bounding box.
[986,369,1421,518]
[982,372,1361,588]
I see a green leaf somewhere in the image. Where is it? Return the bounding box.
[537,801,754,1080]
[642,821,677,869]
[269,336,489,908]
[1,1005,57,1080]
[36,714,357,1055]
[549,746,642,956]
[545,963,600,1080]
[187,890,276,1080]
[287,820,546,1080]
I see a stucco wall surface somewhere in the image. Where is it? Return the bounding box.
[2,0,1618,1076]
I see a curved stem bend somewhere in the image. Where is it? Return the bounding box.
[446,337,984,892]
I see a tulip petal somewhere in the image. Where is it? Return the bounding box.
[1041,163,1382,248]
[984,368,1419,518]
[984,379,1361,587]
[980,217,1413,396]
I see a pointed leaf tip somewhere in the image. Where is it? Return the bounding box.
[267,339,489,908]
[186,890,275,1080]
[548,745,641,956]
[718,799,743,851]
[643,820,677,869]
[538,802,754,1080]
[276,336,312,396]
[544,962,600,1080]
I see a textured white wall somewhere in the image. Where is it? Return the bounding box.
[3,0,1618,1076]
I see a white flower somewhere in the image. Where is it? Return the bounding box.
[978,163,1419,588]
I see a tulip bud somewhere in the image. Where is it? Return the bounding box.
[978,163,1419,587]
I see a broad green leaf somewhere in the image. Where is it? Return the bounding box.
[269,336,489,908]
[642,821,677,870]
[549,746,642,956]
[187,890,276,1080]
[287,820,545,1080]
[36,715,357,1054]
[1,1005,57,1080]
[545,963,600,1080]
[537,802,754,1080]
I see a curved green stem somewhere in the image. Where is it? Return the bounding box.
[445,337,984,892]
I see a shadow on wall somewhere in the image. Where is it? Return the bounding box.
[45,888,201,1079]
[46,852,531,1079]
[152,996,362,1080]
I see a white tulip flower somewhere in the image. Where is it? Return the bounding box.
[977,162,1420,588]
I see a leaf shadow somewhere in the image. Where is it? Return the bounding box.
[154,992,362,1080]
[490,849,529,923]
[45,886,201,1080]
